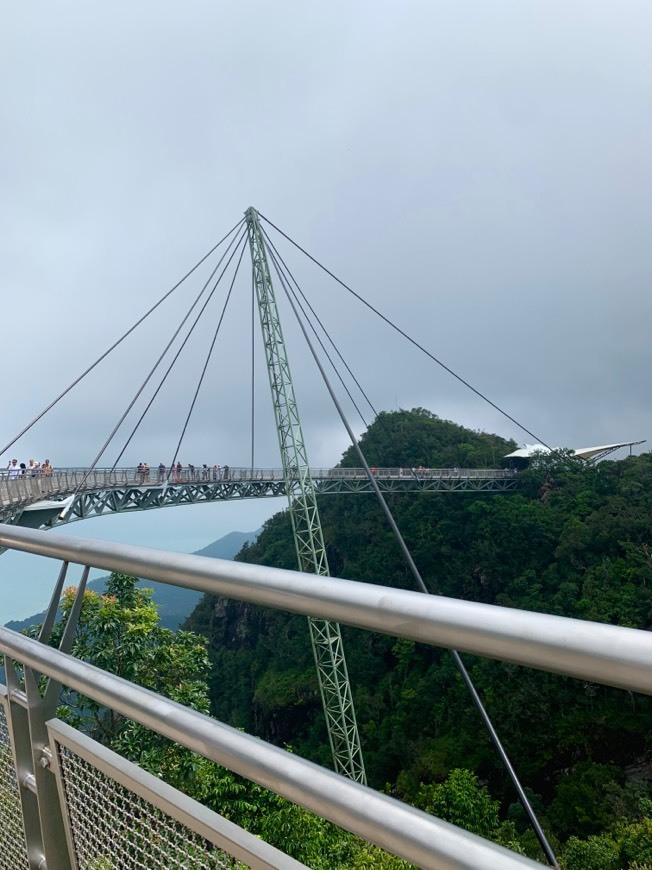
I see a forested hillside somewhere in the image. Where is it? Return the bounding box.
[184,409,652,864]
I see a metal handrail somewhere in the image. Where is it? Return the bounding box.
[0,627,538,870]
[2,524,651,866]
[0,523,552,869]
[1,523,650,696]
[0,525,552,870]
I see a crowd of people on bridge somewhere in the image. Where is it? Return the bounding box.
[4,458,54,478]
[137,462,231,483]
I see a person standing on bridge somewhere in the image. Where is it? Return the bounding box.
[41,459,53,476]
[158,462,166,482]
[7,459,20,478]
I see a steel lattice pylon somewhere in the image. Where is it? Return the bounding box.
[245,207,366,783]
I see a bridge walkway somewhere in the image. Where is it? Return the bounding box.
[0,466,520,529]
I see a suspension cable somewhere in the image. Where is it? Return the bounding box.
[0,218,245,458]
[265,242,559,868]
[262,229,375,430]
[259,214,552,450]
[111,228,250,470]
[166,237,248,478]
[263,235,433,485]
[65,228,248,502]
[250,267,256,472]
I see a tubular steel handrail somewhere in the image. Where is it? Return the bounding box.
[0,524,554,870]
[1,525,651,867]
[1,628,538,870]
[1,524,651,695]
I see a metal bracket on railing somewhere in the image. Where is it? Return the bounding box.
[22,772,37,794]
[9,687,28,707]
[40,747,53,770]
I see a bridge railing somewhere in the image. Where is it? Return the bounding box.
[0,466,518,509]
[1,523,652,869]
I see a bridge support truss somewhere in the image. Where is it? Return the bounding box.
[245,207,366,783]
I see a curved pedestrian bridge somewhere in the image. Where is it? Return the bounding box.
[0,466,519,529]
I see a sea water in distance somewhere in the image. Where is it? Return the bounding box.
[0,499,279,624]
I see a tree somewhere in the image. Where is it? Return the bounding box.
[37,573,210,743]
[41,573,416,866]
[180,414,652,849]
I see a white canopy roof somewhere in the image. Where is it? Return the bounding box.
[504,440,645,461]
[503,445,551,459]
[571,441,645,460]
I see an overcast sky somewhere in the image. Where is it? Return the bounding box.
[1,2,651,612]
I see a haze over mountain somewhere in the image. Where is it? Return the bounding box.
[4,529,258,633]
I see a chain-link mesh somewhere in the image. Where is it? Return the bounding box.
[0,703,30,869]
[57,744,243,869]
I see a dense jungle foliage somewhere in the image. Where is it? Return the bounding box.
[181,408,652,865]
[34,409,652,866]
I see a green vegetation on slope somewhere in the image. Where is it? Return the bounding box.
[183,408,652,863]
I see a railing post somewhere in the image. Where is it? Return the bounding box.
[24,667,73,870]
[4,658,72,869]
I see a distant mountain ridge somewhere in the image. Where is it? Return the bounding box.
[4,529,259,633]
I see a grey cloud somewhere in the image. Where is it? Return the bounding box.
[2,0,650,504]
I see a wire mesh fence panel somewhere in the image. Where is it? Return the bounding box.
[57,744,242,869]
[0,702,30,870]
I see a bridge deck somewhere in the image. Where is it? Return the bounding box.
[0,467,519,529]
